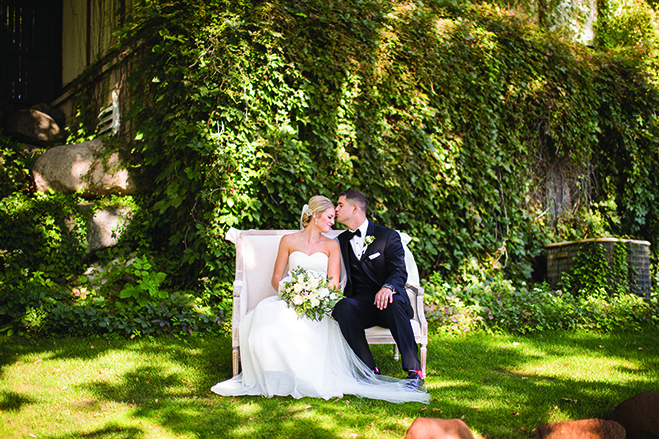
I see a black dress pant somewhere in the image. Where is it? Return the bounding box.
[332,293,422,372]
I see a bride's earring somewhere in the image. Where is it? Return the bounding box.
[314,219,318,225]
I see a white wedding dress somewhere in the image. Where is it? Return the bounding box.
[211,251,430,404]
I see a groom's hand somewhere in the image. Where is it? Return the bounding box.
[374,286,395,310]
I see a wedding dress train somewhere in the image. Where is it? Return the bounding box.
[210,251,430,404]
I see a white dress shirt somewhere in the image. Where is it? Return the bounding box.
[349,219,370,259]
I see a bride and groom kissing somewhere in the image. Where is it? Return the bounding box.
[211,190,429,404]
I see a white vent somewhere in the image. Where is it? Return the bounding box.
[98,89,120,136]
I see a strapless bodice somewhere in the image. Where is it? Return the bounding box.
[288,251,329,275]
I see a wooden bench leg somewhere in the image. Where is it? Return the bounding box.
[232,347,240,377]
[420,344,427,376]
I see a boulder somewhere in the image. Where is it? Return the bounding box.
[30,103,66,130]
[6,108,64,147]
[87,205,132,252]
[64,203,135,255]
[532,419,625,439]
[608,391,659,439]
[405,418,475,439]
[32,138,135,196]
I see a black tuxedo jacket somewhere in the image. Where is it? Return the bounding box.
[338,221,413,319]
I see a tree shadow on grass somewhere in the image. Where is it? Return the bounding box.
[33,335,382,438]
[86,330,659,437]
[422,329,659,438]
[0,389,35,411]
[57,424,143,439]
[3,327,658,439]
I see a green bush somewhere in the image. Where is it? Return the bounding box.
[118,256,169,307]
[423,278,485,334]
[0,138,41,198]
[0,191,88,283]
[0,139,226,337]
[0,273,223,338]
[423,268,654,333]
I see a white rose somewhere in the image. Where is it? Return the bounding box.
[310,297,320,307]
[293,295,304,306]
[309,276,320,289]
[318,288,330,298]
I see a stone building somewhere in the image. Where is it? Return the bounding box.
[1,0,134,136]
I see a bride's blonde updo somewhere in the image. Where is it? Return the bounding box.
[300,195,335,229]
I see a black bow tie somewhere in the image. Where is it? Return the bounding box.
[347,229,362,238]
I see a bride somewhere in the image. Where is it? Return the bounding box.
[211,195,430,404]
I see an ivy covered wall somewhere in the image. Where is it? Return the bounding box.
[3,0,659,336]
[115,0,659,285]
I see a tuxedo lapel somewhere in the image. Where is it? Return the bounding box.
[338,231,353,293]
[360,222,386,285]
[359,221,377,262]
[338,232,349,262]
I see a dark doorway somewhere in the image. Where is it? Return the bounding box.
[1,0,62,105]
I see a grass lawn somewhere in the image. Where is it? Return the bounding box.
[0,327,657,438]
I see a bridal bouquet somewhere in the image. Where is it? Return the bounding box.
[278,267,342,322]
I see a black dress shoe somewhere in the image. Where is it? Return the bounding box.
[405,371,426,391]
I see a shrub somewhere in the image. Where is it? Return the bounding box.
[423,270,655,333]
[0,274,224,338]
[424,277,485,334]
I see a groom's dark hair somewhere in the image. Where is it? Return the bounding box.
[339,190,368,214]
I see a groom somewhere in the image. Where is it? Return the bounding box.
[332,190,424,387]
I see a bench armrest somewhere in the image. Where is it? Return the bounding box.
[405,282,428,336]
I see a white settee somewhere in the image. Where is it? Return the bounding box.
[225,228,428,376]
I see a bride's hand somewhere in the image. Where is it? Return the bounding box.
[374,286,394,310]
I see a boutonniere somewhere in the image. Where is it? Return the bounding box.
[364,235,375,247]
